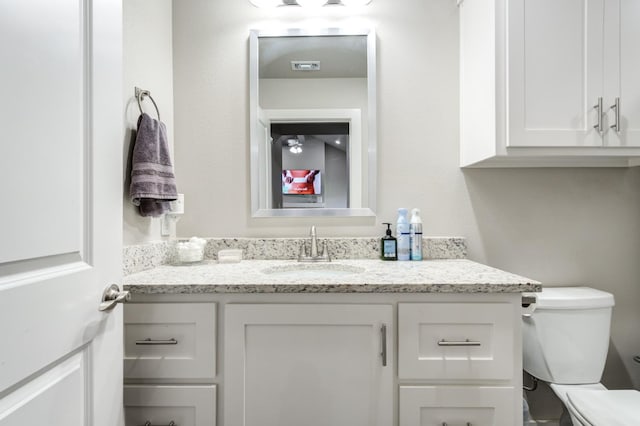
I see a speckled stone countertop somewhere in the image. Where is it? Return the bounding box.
[123,259,541,294]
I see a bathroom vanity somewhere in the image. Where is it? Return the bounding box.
[122,243,539,426]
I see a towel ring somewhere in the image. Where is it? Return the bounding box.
[135,87,161,121]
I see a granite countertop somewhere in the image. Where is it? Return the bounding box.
[123,259,541,294]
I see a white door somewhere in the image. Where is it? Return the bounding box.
[0,0,123,425]
[508,0,605,147]
[604,0,640,147]
[225,304,393,426]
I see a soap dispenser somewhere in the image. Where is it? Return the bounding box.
[380,223,397,261]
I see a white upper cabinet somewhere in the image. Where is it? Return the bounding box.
[605,0,640,147]
[460,0,640,167]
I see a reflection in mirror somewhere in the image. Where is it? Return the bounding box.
[271,122,349,209]
[249,28,376,218]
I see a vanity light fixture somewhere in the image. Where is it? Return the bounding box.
[249,0,283,7]
[249,0,371,7]
[339,0,372,5]
[295,0,327,7]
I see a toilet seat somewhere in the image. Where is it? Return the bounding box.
[566,390,640,426]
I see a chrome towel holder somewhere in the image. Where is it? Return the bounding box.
[135,86,161,121]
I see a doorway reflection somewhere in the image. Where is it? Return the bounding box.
[270,122,349,209]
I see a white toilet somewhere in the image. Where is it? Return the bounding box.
[522,286,640,426]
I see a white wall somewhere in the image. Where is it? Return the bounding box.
[169,0,640,413]
[123,0,174,245]
[324,143,348,208]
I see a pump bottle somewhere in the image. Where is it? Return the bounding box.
[396,208,410,261]
[380,223,397,261]
[410,208,423,261]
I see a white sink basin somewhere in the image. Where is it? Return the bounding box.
[261,263,365,278]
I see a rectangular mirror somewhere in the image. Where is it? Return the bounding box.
[250,28,377,218]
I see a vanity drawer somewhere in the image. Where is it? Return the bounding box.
[399,386,515,426]
[124,384,216,426]
[124,303,216,380]
[398,302,514,380]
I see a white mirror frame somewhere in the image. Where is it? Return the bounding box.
[249,27,377,218]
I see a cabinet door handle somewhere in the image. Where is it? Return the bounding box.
[594,97,604,134]
[437,339,481,347]
[141,422,176,426]
[135,338,178,345]
[380,324,387,367]
[442,423,472,426]
[610,97,620,132]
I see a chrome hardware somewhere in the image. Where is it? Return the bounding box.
[521,295,536,308]
[381,324,387,367]
[142,421,176,426]
[610,97,620,132]
[135,87,161,121]
[442,423,471,426]
[523,372,539,392]
[594,97,604,134]
[437,339,481,347]
[98,284,130,312]
[298,226,331,262]
[135,338,178,346]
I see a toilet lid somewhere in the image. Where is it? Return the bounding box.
[567,390,640,426]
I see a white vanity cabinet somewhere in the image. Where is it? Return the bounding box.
[460,0,640,167]
[225,304,392,426]
[122,292,524,426]
[123,303,217,426]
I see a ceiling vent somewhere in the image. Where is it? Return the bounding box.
[291,61,321,71]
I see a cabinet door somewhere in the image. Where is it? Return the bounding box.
[224,304,392,426]
[399,386,516,426]
[508,0,605,147]
[604,0,640,147]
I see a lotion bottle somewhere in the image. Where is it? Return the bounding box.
[396,208,410,261]
[410,208,423,261]
[380,223,397,261]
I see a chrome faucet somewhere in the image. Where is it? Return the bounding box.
[298,226,331,262]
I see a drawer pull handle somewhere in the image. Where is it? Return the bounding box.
[135,338,178,345]
[380,324,387,367]
[594,97,604,134]
[437,339,481,347]
[442,423,472,426]
[142,422,176,426]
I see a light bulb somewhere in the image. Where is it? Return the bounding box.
[296,0,327,8]
[249,0,282,8]
[340,0,371,5]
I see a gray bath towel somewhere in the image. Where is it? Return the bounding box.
[129,113,178,217]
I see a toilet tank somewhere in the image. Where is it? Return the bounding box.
[522,287,614,385]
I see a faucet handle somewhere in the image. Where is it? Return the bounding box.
[299,241,307,259]
[321,241,331,261]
